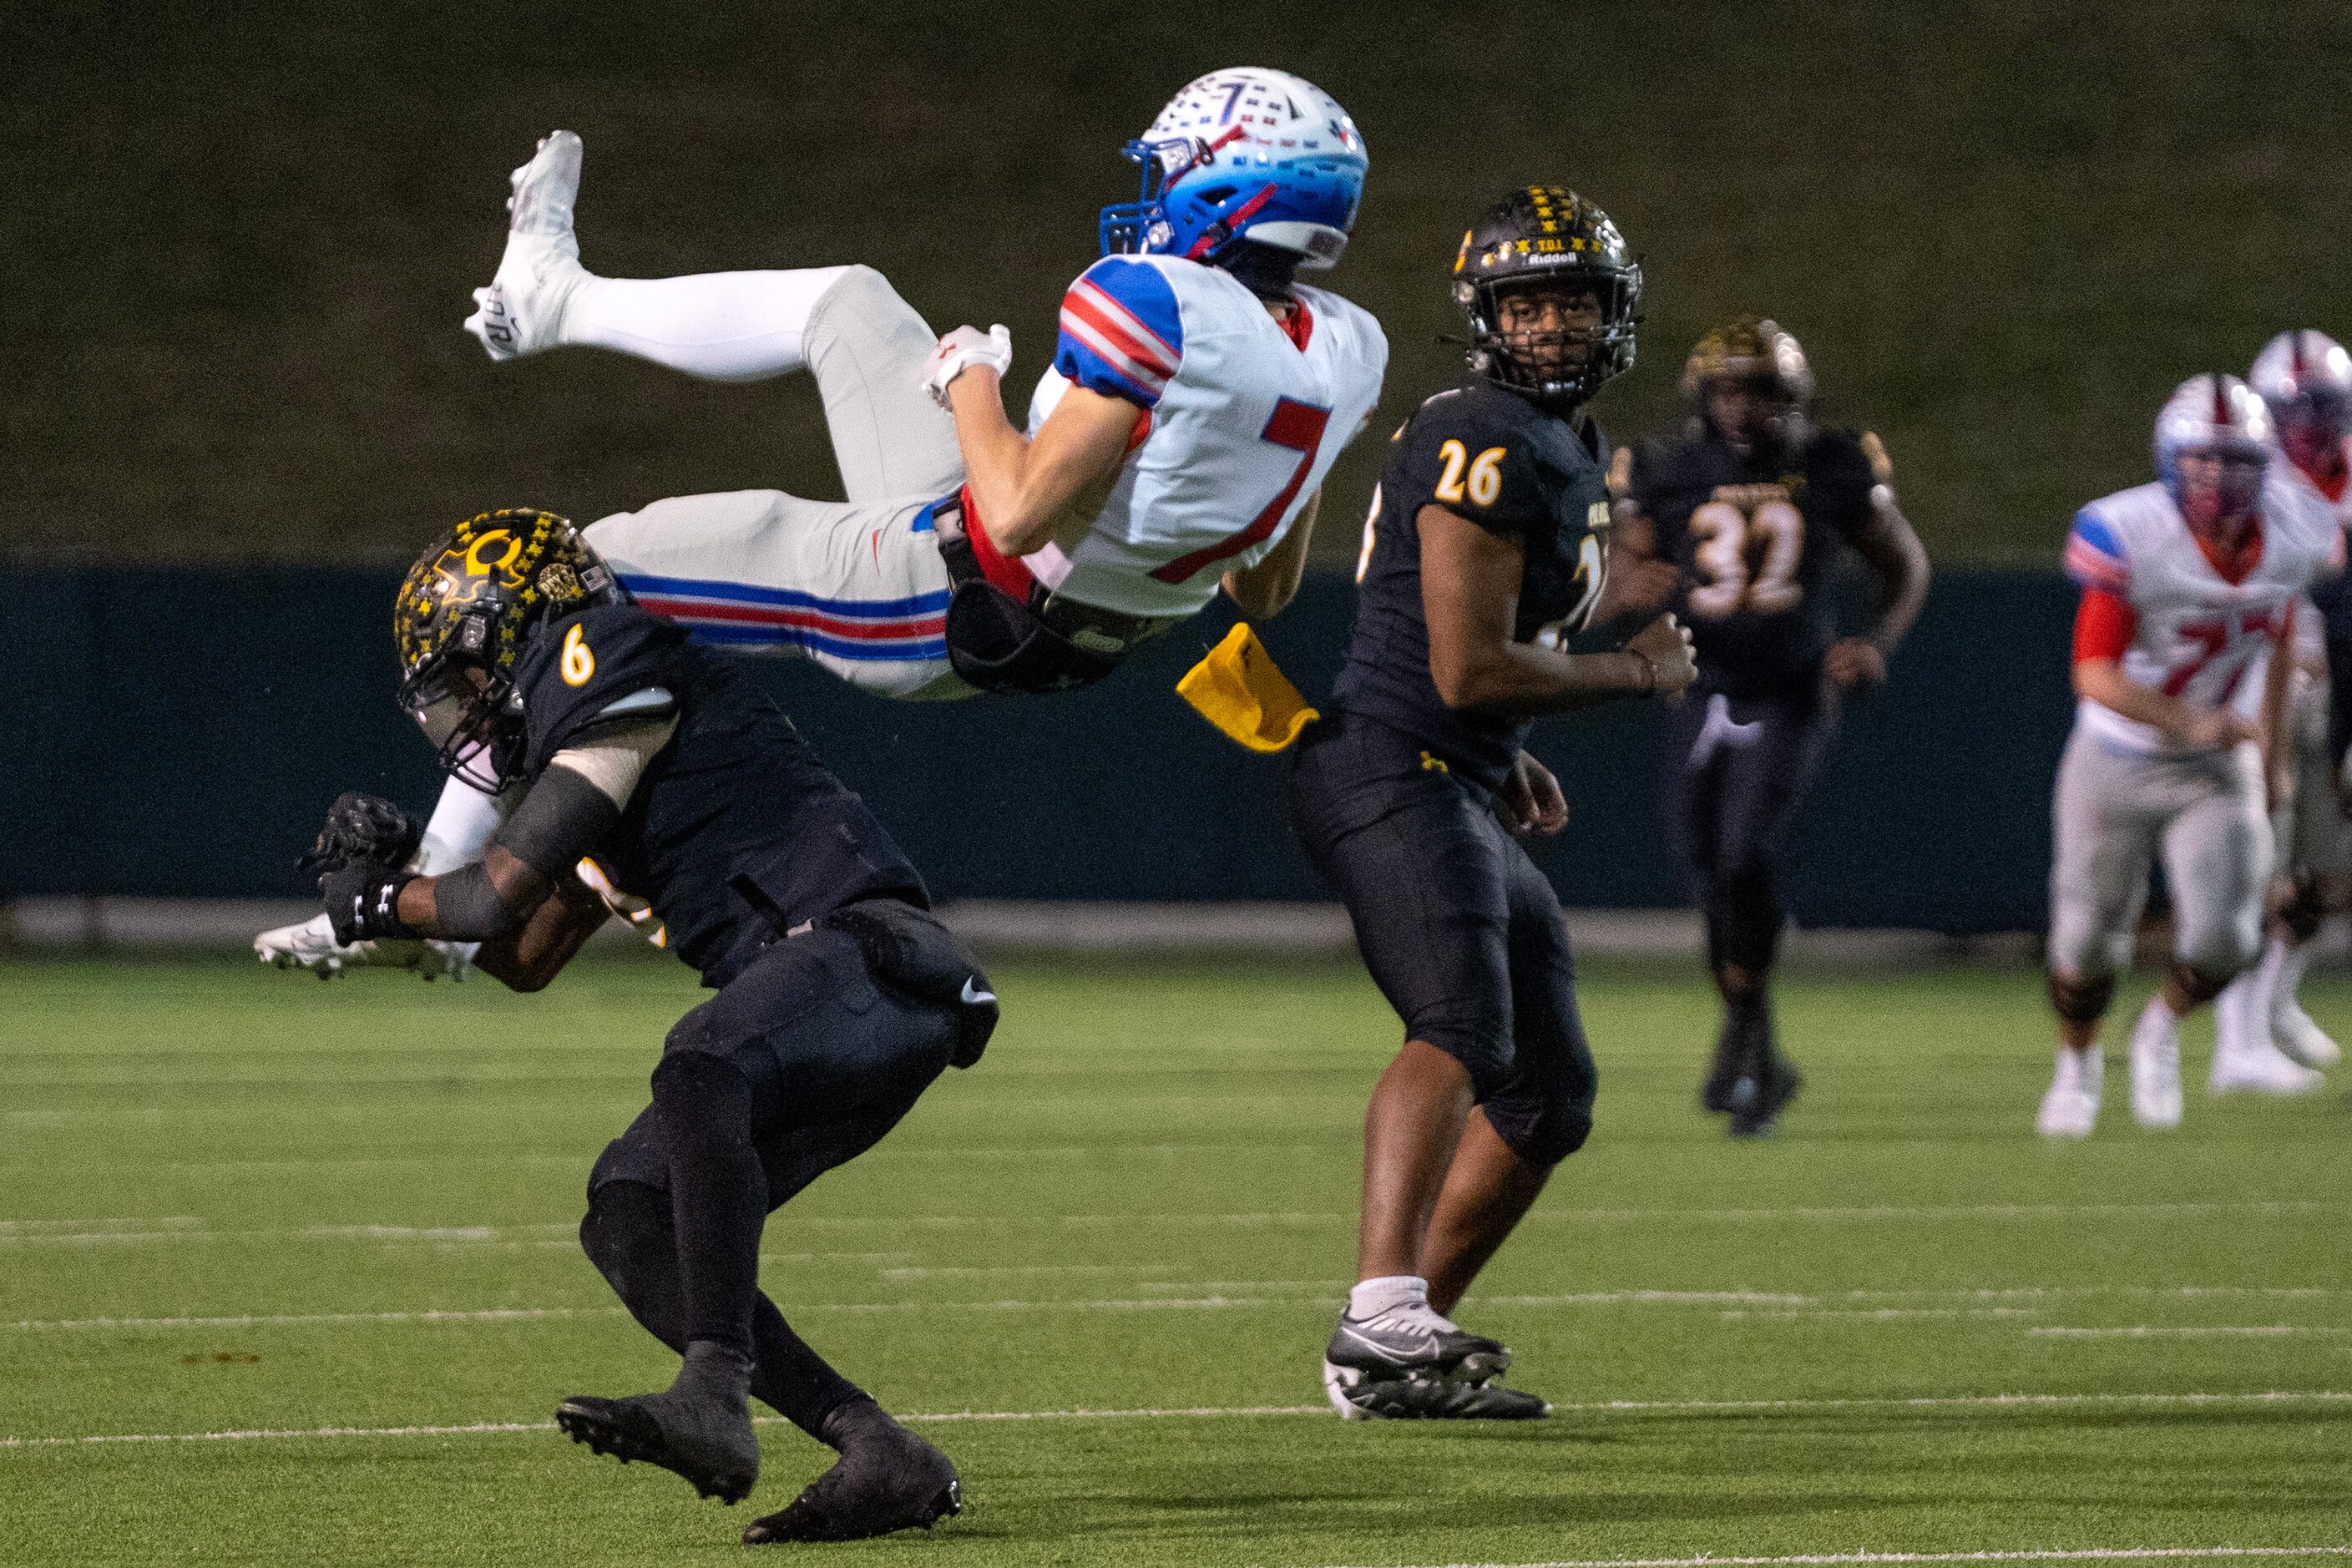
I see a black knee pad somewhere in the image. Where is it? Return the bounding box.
[1479,1093,1591,1168]
[2046,969,2117,1025]
[2169,961,2233,1007]
[1414,1021,1514,1104]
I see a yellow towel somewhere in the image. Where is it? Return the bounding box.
[1176,622,1320,753]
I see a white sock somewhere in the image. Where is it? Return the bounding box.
[560,266,852,382]
[1348,1275,1429,1321]
[2056,1044,2102,1089]
[413,776,513,875]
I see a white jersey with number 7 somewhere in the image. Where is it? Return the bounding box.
[2064,476,2343,753]
[1024,253,1387,619]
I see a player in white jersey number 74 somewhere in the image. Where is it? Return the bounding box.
[257,68,1390,978]
[2038,373,2344,1137]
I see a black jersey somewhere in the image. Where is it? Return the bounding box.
[1629,424,1878,700]
[513,603,928,988]
[1330,380,1614,791]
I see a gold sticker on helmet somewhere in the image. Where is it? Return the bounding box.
[539,562,581,603]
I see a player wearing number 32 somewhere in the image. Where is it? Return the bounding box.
[1617,320,1930,1136]
[2036,375,2343,1138]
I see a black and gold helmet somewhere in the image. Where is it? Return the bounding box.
[1451,185,1641,406]
[394,508,625,788]
[1679,317,1815,408]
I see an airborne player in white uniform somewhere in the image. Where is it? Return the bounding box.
[2038,374,2343,1136]
[260,68,1388,974]
[2209,330,2352,1089]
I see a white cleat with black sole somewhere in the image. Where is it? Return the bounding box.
[1322,1300,1545,1420]
[464,130,589,361]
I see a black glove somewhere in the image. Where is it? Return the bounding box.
[321,863,420,945]
[301,792,426,878]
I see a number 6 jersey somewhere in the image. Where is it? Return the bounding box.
[1628,423,1879,701]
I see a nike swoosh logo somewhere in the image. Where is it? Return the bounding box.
[961,979,995,1006]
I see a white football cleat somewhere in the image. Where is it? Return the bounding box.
[255,913,474,983]
[2272,1000,2341,1070]
[2127,1002,2182,1130]
[2210,1035,2327,1096]
[463,131,589,361]
[2035,1045,2102,1138]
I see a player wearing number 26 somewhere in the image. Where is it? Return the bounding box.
[2037,375,2343,1139]
[1617,319,1930,1136]
[1296,188,1694,1422]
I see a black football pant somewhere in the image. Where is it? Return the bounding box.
[1288,710,1598,1167]
[579,915,969,1439]
[1663,688,1834,978]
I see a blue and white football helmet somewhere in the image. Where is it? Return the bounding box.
[1098,68,1367,271]
[2153,372,2273,499]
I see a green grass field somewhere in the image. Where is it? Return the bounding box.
[1,953,2346,1567]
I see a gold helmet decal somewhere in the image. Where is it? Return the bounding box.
[395,508,605,682]
[1679,317,1816,406]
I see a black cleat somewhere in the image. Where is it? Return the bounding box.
[1326,1364,1550,1420]
[1701,1018,1745,1113]
[741,1399,961,1545]
[1324,1303,1510,1384]
[556,1343,760,1505]
[1728,1058,1802,1137]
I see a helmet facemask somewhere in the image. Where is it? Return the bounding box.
[400,645,521,794]
[2276,387,2352,476]
[1459,269,1639,407]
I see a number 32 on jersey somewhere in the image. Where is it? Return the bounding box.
[1687,484,1805,619]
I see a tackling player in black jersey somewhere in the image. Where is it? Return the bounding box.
[1292,188,1692,1419]
[306,510,995,1544]
[1618,321,1930,1135]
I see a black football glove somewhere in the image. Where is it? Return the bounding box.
[320,863,421,946]
[301,792,426,878]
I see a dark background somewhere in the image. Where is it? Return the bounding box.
[3,565,2070,931]
[4,3,2344,922]
[8,0,2351,565]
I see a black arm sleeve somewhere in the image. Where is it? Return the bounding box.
[493,764,623,883]
[427,766,622,941]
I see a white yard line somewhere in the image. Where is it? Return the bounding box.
[13,1282,2351,1331]
[1318,1548,2352,1568]
[3,1389,2347,1451]
[1727,1308,2046,1321]
[0,1201,2332,1245]
[8,1308,627,1331]
[2030,1327,2352,1339]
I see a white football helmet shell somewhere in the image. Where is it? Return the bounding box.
[1135,68,1366,268]
[2153,372,2273,485]
[2248,329,2352,412]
